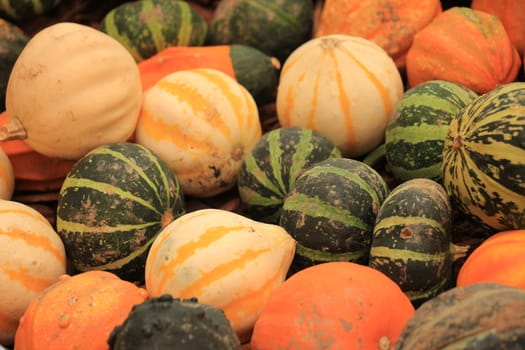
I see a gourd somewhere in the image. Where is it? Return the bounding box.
[276,34,404,158]
[457,229,525,290]
[394,283,525,349]
[0,0,61,20]
[315,0,442,68]
[237,126,341,224]
[385,80,478,183]
[100,0,208,62]
[14,271,148,350]
[0,199,67,346]
[145,208,296,343]
[4,22,142,160]
[441,82,525,231]
[250,261,415,350]
[406,7,522,94]
[135,68,262,198]
[0,146,14,200]
[108,294,242,350]
[56,142,185,283]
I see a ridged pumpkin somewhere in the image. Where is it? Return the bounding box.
[4,22,142,160]
[14,271,148,350]
[135,68,262,198]
[406,7,521,94]
[250,261,415,350]
[145,208,296,343]
[276,34,404,158]
[315,0,442,68]
[457,230,525,290]
[0,200,67,346]
[471,0,525,55]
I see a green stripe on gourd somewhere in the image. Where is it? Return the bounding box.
[100,0,207,62]
[0,0,61,20]
[442,82,525,231]
[279,158,389,273]
[369,178,454,307]
[385,80,478,183]
[238,126,341,223]
[57,142,185,283]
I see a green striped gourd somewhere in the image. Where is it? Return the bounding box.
[279,158,389,273]
[100,0,208,61]
[206,0,313,63]
[56,142,185,283]
[0,0,61,20]
[385,80,478,183]
[369,178,454,307]
[441,82,525,231]
[238,126,342,224]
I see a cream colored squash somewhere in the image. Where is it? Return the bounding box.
[0,199,67,346]
[276,34,404,158]
[145,208,296,343]
[4,22,142,160]
[0,148,14,200]
[135,68,262,198]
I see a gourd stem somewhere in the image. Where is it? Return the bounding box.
[0,115,27,141]
[451,243,470,261]
[361,143,386,168]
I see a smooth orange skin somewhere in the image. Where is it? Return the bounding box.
[457,230,525,290]
[250,262,415,350]
[14,271,148,350]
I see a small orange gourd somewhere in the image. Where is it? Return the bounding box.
[14,270,148,350]
[250,261,415,350]
[457,230,525,290]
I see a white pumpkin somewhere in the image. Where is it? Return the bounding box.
[5,22,142,160]
[145,208,296,342]
[276,34,404,157]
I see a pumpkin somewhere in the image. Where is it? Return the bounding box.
[145,208,296,343]
[406,7,522,94]
[4,22,142,160]
[135,68,262,198]
[14,270,148,350]
[250,261,415,350]
[393,282,525,349]
[56,142,185,283]
[457,230,525,290]
[0,199,67,346]
[0,146,14,200]
[138,44,281,104]
[471,0,525,55]
[100,0,208,62]
[0,0,61,20]
[315,0,442,68]
[276,34,404,158]
[108,295,242,350]
[441,82,525,231]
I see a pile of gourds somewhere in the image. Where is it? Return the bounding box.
[0,0,524,349]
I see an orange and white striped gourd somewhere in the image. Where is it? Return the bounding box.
[0,200,67,346]
[135,68,262,198]
[276,34,404,158]
[0,148,14,200]
[145,208,296,342]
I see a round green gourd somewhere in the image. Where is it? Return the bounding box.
[0,0,61,20]
[441,82,525,231]
[238,126,341,224]
[394,283,525,349]
[369,178,454,308]
[385,80,478,183]
[108,294,241,350]
[100,0,208,61]
[279,158,389,273]
[206,0,313,63]
[56,142,185,283]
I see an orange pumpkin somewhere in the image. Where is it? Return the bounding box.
[457,230,525,290]
[471,0,525,55]
[250,261,415,350]
[14,270,148,350]
[406,7,521,94]
[315,0,442,68]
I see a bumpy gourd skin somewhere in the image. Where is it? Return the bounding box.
[107,295,242,350]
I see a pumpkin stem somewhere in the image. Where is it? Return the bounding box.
[378,336,390,350]
[452,134,462,149]
[0,114,27,141]
[361,143,386,169]
[451,243,470,261]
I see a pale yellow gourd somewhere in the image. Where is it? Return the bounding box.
[0,148,14,200]
[4,22,142,160]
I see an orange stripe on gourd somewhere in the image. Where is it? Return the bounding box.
[0,228,65,263]
[0,207,50,224]
[2,267,57,293]
[331,48,354,146]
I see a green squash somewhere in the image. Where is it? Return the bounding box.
[0,0,61,20]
